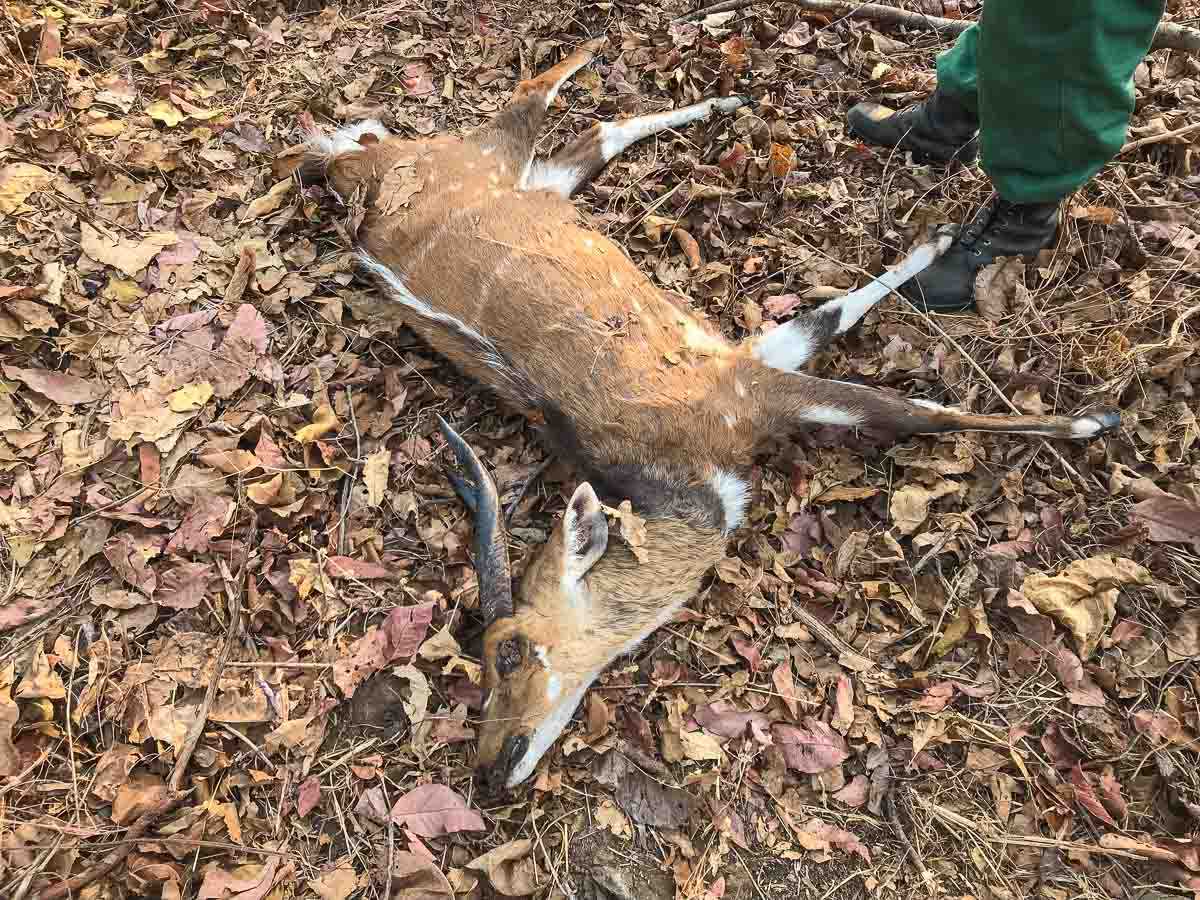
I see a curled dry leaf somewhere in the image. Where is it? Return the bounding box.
[112,772,169,825]
[1020,556,1151,658]
[603,500,648,562]
[0,162,52,213]
[80,222,178,277]
[466,839,540,897]
[388,851,453,900]
[889,480,962,535]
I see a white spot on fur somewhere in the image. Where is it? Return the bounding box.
[522,159,588,197]
[545,673,562,702]
[723,412,737,428]
[534,645,550,667]
[752,323,815,372]
[734,379,747,398]
[711,469,750,532]
[799,405,862,427]
[910,398,950,412]
[307,119,390,157]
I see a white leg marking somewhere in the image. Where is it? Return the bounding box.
[522,159,588,196]
[909,398,950,412]
[1070,412,1120,438]
[751,232,954,373]
[307,119,390,156]
[598,96,749,161]
[711,469,750,532]
[752,324,815,373]
[798,405,862,427]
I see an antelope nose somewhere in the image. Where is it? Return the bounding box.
[480,734,529,794]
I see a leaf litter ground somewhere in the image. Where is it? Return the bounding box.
[1,0,1199,898]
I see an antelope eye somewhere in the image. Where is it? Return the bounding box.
[496,638,522,675]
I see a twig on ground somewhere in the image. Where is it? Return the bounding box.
[886,789,932,888]
[505,456,554,523]
[1120,120,1200,154]
[672,0,1200,55]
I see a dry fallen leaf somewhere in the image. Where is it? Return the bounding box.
[0,163,52,213]
[889,480,962,535]
[772,718,849,774]
[307,864,358,900]
[0,669,19,777]
[387,851,453,900]
[388,784,484,837]
[603,500,648,562]
[333,602,436,698]
[3,365,104,405]
[466,839,540,897]
[81,222,178,277]
[1021,556,1151,657]
[364,447,390,507]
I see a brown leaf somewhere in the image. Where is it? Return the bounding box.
[0,672,19,776]
[831,675,854,733]
[603,500,648,563]
[326,556,395,580]
[772,662,798,718]
[0,162,51,213]
[80,223,177,277]
[833,775,869,807]
[210,304,271,398]
[91,743,142,802]
[889,480,961,535]
[333,602,436,698]
[796,818,871,862]
[363,447,390,507]
[224,244,257,304]
[3,365,104,405]
[297,776,321,818]
[1021,556,1151,658]
[308,864,358,900]
[693,701,771,740]
[388,784,484,837]
[113,772,168,825]
[14,648,65,700]
[466,839,540,897]
[1167,609,1200,661]
[1132,495,1200,551]
[973,256,1024,321]
[772,718,849,774]
[387,851,453,900]
[197,856,283,900]
[594,751,693,827]
[242,179,294,220]
[1071,763,1116,827]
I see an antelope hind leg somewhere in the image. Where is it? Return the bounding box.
[760,368,1121,440]
[469,38,606,177]
[522,95,752,197]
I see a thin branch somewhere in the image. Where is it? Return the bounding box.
[1120,120,1200,154]
[672,0,1200,55]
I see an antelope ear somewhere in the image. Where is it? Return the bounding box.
[561,483,608,582]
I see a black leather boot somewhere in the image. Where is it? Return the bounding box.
[901,195,1061,312]
[848,89,979,164]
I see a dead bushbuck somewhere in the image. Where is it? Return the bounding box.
[300,39,1119,793]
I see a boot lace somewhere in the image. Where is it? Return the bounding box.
[958,195,1015,256]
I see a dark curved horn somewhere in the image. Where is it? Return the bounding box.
[435,415,513,623]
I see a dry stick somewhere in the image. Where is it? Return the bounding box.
[38,517,257,900]
[1120,119,1200,154]
[672,0,1200,54]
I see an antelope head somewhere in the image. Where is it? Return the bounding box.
[435,417,610,793]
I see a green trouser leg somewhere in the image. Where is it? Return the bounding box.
[934,0,1165,203]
